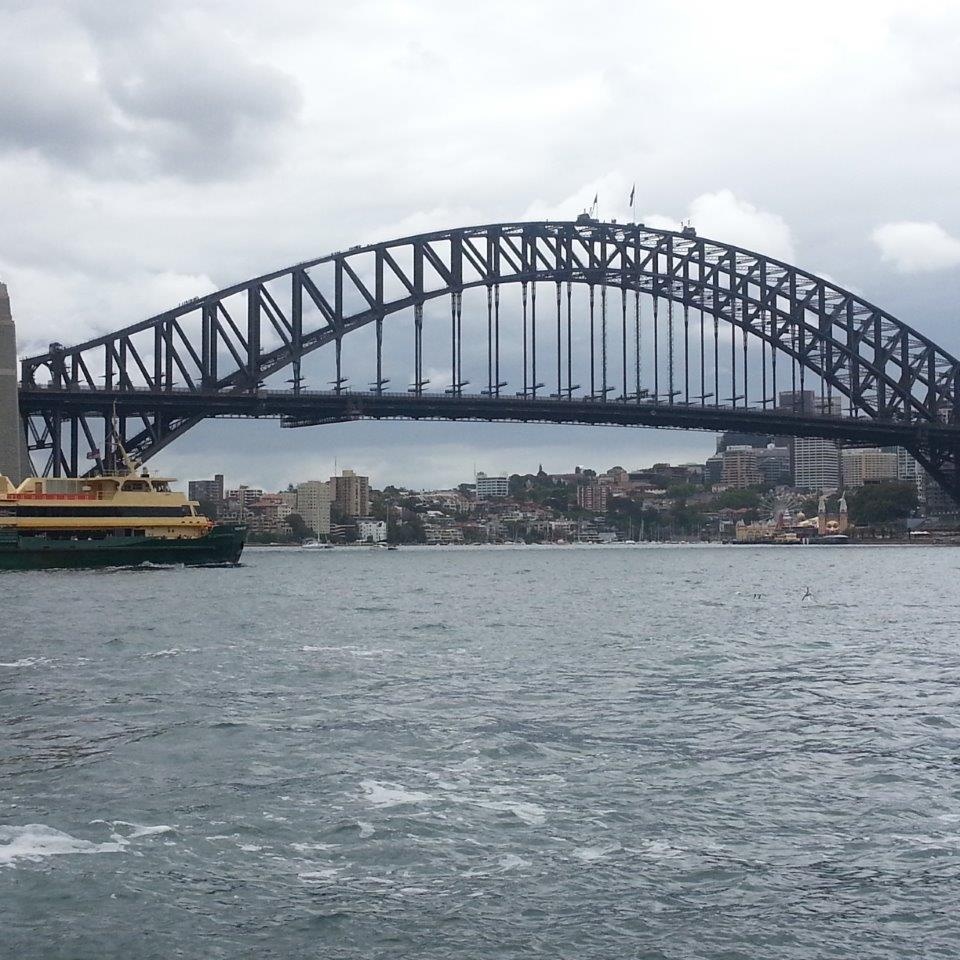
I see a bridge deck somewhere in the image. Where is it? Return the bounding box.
[20,385,960,449]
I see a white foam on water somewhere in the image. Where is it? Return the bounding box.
[0,657,52,668]
[571,841,622,862]
[0,824,125,866]
[358,821,375,838]
[360,780,433,808]
[472,799,546,825]
[891,833,960,847]
[298,868,339,883]
[497,853,531,871]
[291,842,340,853]
[238,843,262,852]
[108,822,176,841]
[142,648,197,658]
[262,812,288,822]
[638,839,688,861]
[301,645,392,657]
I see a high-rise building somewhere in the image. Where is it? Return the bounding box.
[755,445,791,485]
[881,445,922,484]
[704,454,724,485]
[721,447,763,489]
[222,485,265,519]
[188,474,224,507]
[792,438,841,491]
[777,390,841,491]
[841,448,898,488]
[716,431,772,453]
[475,472,509,499]
[777,390,817,415]
[577,482,608,512]
[297,480,332,537]
[225,485,264,506]
[331,469,369,517]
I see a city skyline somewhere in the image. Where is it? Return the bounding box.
[168,424,717,493]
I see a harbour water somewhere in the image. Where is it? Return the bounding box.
[3,544,960,958]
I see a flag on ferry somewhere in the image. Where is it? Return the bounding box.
[86,448,101,459]
[629,184,635,206]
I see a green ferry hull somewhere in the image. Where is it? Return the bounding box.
[0,524,246,570]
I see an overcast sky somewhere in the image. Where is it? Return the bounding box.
[4,0,960,489]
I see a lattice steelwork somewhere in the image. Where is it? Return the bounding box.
[18,219,960,502]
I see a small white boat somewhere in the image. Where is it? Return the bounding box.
[301,539,331,550]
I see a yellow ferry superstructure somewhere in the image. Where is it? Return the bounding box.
[0,470,246,568]
[0,472,208,537]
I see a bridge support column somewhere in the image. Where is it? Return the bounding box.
[0,282,27,484]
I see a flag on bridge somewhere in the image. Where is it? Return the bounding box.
[629,184,635,207]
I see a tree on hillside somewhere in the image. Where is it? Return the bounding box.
[714,488,762,510]
[285,513,316,541]
[196,498,220,520]
[847,481,917,524]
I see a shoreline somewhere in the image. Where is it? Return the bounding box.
[245,539,960,549]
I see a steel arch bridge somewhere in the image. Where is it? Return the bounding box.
[17,218,960,503]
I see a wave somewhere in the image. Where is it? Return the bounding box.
[0,824,124,866]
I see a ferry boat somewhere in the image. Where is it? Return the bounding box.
[0,464,246,570]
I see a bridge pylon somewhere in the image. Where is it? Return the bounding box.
[0,282,29,484]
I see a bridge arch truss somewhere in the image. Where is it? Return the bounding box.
[18,220,960,501]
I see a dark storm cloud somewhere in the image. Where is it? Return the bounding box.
[0,2,301,181]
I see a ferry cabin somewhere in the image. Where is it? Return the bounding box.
[0,473,213,542]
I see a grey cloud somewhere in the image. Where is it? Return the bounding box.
[0,30,115,165]
[0,3,301,181]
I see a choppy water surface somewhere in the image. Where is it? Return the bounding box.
[3,544,960,959]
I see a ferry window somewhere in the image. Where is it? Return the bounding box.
[123,481,148,491]
[154,482,170,492]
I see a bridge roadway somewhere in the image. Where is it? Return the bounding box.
[19,384,960,450]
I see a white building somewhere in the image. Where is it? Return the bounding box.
[792,438,841,492]
[225,485,264,507]
[357,517,387,543]
[842,448,898,488]
[424,523,465,544]
[475,472,509,499]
